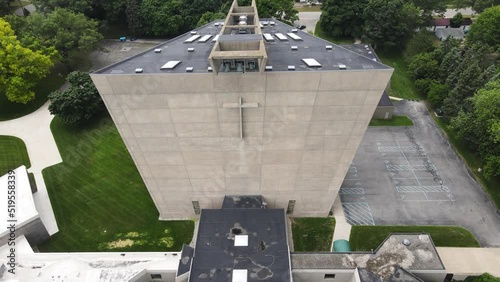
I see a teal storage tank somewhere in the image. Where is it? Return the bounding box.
[333,239,351,252]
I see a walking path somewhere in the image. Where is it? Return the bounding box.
[331,196,352,249]
[436,247,500,277]
[0,101,62,235]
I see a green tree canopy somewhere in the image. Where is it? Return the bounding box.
[467,6,500,50]
[319,0,367,38]
[6,8,102,64]
[450,12,464,27]
[451,80,500,178]
[363,0,423,49]
[0,18,54,104]
[408,0,448,17]
[404,30,437,60]
[453,0,500,13]
[48,71,105,125]
[197,11,226,27]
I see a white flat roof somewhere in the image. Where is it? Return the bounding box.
[184,34,201,43]
[232,269,248,282]
[160,61,182,70]
[234,235,248,247]
[0,166,39,237]
[287,33,302,41]
[302,58,322,67]
[198,35,213,43]
[274,33,288,41]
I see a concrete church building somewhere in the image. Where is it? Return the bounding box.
[91,0,393,219]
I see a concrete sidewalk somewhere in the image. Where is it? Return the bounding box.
[331,196,352,250]
[0,101,62,235]
[437,247,500,278]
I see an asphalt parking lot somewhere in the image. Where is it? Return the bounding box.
[340,101,500,247]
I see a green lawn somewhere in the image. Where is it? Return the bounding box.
[376,51,421,100]
[292,217,335,252]
[369,115,414,126]
[314,24,355,44]
[0,67,67,121]
[431,113,500,209]
[38,116,194,252]
[350,225,480,251]
[0,136,31,176]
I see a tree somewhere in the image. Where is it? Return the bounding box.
[453,0,500,13]
[404,30,437,60]
[427,82,449,108]
[443,62,492,116]
[319,0,367,38]
[138,0,185,37]
[363,0,423,49]
[408,0,447,18]
[0,18,54,103]
[7,9,102,65]
[439,47,462,83]
[467,6,500,50]
[197,11,226,27]
[48,71,105,125]
[255,0,298,22]
[451,80,500,178]
[126,0,140,36]
[450,12,464,28]
[408,52,440,80]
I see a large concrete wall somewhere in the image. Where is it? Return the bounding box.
[91,69,392,219]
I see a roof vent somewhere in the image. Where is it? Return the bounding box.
[232,270,247,282]
[262,21,269,26]
[326,45,333,50]
[368,51,373,54]
[288,65,295,71]
[364,45,369,48]
[154,48,162,53]
[291,28,298,33]
[186,67,194,72]
[291,46,298,51]
[187,48,195,52]
[402,239,411,246]
[302,58,321,67]
[135,68,143,73]
[215,22,220,27]
[184,35,201,43]
[190,31,197,35]
[287,33,302,41]
[234,235,248,247]
[212,35,220,43]
[372,58,377,62]
[265,66,273,71]
[269,21,275,26]
[207,66,213,72]
[198,35,213,43]
[160,61,182,70]
[263,33,274,41]
[338,64,347,70]
[275,33,287,41]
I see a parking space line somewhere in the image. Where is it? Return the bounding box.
[339,188,365,194]
[342,202,375,225]
[396,186,450,193]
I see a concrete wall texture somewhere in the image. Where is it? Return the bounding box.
[91,69,392,219]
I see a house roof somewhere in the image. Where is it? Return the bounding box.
[431,18,472,26]
[435,28,465,40]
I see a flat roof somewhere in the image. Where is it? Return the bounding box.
[189,208,290,282]
[0,166,39,237]
[291,234,445,280]
[94,19,391,75]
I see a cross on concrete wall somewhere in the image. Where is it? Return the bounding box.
[222,97,259,139]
